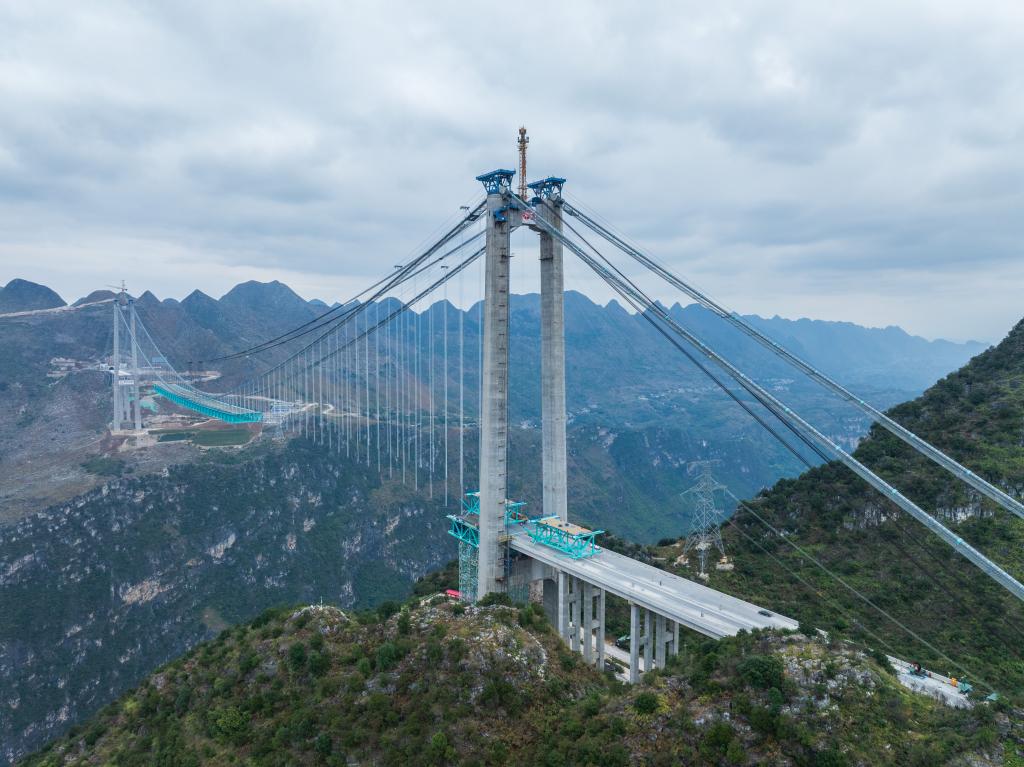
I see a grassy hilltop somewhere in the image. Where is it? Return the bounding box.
[22,595,1020,767]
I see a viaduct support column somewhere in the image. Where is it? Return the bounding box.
[569,577,581,652]
[582,582,593,664]
[535,182,568,522]
[629,604,640,684]
[558,570,569,640]
[643,609,654,673]
[655,614,667,669]
[475,171,514,599]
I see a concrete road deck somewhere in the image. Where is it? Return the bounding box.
[509,529,798,639]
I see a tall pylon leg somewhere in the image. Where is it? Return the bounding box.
[629,603,640,683]
[476,172,513,599]
[111,300,121,432]
[537,193,568,522]
[130,299,142,432]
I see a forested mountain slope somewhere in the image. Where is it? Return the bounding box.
[22,601,1021,767]
[0,441,452,764]
[667,318,1024,703]
[0,279,985,524]
[0,416,788,763]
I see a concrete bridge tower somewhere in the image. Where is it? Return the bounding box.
[110,291,133,432]
[110,287,143,433]
[111,294,123,432]
[130,297,142,432]
[531,177,569,524]
[475,169,515,597]
[473,170,571,600]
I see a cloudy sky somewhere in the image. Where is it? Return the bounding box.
[1,1,1021,342]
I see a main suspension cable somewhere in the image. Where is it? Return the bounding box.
[564,197,1024,523]
[551,202,830,470]
[514,192,1024,604]
[233,227,485,395]
[193,200,485,366]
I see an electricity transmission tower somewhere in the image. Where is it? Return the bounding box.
[680,462,728,579]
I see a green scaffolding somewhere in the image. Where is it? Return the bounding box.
[447,492,529,604]
[448,494,481,603]
[527,516,604,559]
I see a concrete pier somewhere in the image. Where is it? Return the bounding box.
[112,300,122,431]
[130,299,141,431]
[629,604,641,683]
[643,609,654,672]
[537,193,568,522]
[476,175,514,598]
[556,573,607,671]
[626,602,680,681]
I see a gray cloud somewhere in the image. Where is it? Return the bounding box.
[0,0,1022,342]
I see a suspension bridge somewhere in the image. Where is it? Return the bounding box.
[105,167,1024,688]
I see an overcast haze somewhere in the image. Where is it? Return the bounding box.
[1,1,1022,342]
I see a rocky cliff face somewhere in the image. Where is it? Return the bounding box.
[0,439,453,765]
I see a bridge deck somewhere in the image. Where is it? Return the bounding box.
[509,529,797,639]
[154,383,263,424]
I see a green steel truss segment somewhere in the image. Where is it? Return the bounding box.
[446,514,480,548]
[448,492,532,602]
[461,491,481,516]
[527,516,605,559]
[454,492,528,526]
[154,384,262,424]
[446,493,529,549]
[504,500,529,526]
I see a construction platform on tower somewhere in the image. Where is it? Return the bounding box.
[446,492,796,640]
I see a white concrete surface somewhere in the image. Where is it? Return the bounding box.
[888,657,974,709]
[477,190,512,596]
[510,529,798,639]
[538,198,568,523]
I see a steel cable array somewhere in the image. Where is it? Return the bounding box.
[561,196,1024,524]
[120,201,489,506]
[190,199,486,366]
[512,191,1024,605]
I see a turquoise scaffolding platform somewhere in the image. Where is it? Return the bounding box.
[447,514,480,548]
[445,492,528,548]
[447,492,603,560]
[527,517,604,559]
[154,383,263,424]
